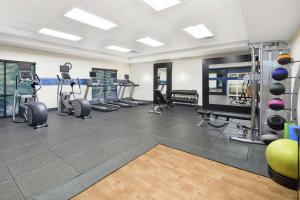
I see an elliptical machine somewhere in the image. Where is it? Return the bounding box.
[57,63,91,119]
[13,63,48,129]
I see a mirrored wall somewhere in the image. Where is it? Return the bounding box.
[209,62,251,107]
[203,55,252,113]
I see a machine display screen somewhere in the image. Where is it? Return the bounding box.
[90,72,96,77]
[60,65,70,73]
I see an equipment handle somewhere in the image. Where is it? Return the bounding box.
[65,62,72,70]
[15,76,18,89]
[77,78,82,94]
[35,74,41,82]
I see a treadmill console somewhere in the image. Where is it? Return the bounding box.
[90,78,99,84]
[88,72,101,86]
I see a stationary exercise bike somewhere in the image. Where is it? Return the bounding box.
[12,64,48,129]
[57,63,91,119]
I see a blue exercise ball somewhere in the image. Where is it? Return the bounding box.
[272,68,288,81]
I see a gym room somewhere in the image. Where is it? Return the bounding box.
[0,0,299,199]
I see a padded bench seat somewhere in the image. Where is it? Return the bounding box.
[196,109,212,116]
[197,109,251,121]
[212,112,251,121]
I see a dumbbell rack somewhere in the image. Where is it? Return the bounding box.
[170,90,198,108]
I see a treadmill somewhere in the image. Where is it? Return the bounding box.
[119,74,152,105]
[84,72,120,112]
[104,73,137,107]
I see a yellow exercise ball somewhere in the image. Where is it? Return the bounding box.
[266,139,298,179]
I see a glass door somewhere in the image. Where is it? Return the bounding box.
[105,70,117,101]
[0,61,35,118]
[91,69,105,101]
[5,62,19,117]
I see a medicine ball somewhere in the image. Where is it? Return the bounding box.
[269,83,286,95]
[272,68,288,81]
[267,115,286,130]
[277,54,292,65]
[268,98,285,111]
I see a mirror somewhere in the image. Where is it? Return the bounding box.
[208,62,252,107]
[157,68,167,96]
[153,62,172,103]
[203,55,252,113]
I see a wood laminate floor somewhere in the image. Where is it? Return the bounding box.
[73,145,296,200]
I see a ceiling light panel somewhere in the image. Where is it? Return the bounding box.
[183,24,213,39]
[106,45,132,53]
[64,8,117,30]
[38,28,82,41]
[137,37,165,47]
[142,0,181,11]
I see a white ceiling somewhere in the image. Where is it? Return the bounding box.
[0,0,299,63]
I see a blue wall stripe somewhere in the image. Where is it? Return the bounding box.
[209,77,243,81]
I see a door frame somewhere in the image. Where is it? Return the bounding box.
[153,62,172,102]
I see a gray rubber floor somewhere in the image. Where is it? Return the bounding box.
[0,105,268,200]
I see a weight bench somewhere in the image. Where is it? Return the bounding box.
[149,89,170,115]
[196,109,252,140]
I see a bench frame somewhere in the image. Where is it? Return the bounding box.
[197,110,264,144]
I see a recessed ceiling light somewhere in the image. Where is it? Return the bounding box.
[106,45,132,53]
[64,8,117,30]
[142,0,181,11]
[183,24,213,39]
[38,28,82,41]
[137,37,164,47]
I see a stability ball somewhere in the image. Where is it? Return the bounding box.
[277,54,292,65]
[269,82,286,95]
[266,139,298,179]
[267,115,286,130]
[268,98,285,111]
[272,68,288,81]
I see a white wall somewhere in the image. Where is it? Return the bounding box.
[291,28,300,124]
[129,62,154,101]
[130,57,203,105]
[0,45,130,108]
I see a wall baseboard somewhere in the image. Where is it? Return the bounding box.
[48,108,57,111]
